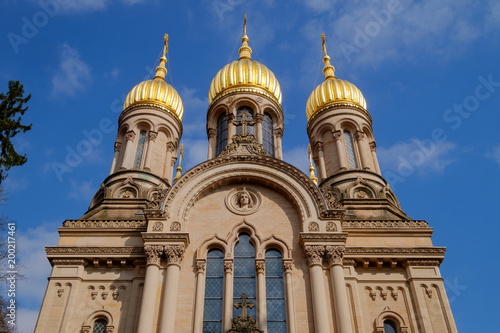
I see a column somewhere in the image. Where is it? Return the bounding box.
[333,131,347,171]
[228,113,236,140]
[304,246,330,333]
[283,261,296,333]
[207,128,216,159]
[223,260,234,331]
[109,142,121,175]
[193,261,206,333]
[143,131,158,171]
[137,245,163,333]
[274,128,283,160]
[255,113,264,143]
[355,132,371,170]
[163,142,175,181]
[326,246,353,333]
[256,260,267,331]
[315,141,327,181]
[121,130,136,169]
[369,142,381,174]
[159,245,185,333]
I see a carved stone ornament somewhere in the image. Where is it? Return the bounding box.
[308,222,320,232]
[147,188,168,209]
[354,188,370,199]
[164,245,185,265]
[125,131,136,141]
[57,289,64,297]
[118,187,137,199]
[225,186,262,215]
[283,262,293,273]
[219,133,268,157]
[148,131,158,141]
[326,245,345,266]
[227,294,264,333]
[304,245,325,266]
[321,187,343,210]
[144,245,164,266]
[196,261,206,273]
[224,261,233,273]
[150,221,163,232]
[255,261,265,274]
[326,222,337,232]
[170,221,181,231]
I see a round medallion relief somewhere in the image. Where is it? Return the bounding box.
[225,186,261,215]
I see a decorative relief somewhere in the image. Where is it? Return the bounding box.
[91,291,98,300]
[256,97,263,103]
[170,221,181,232]
[220,133,268,157]
[255,262,265,274]
[63,220,146,228]
[196,261,206,273]
[224,261,233,273]
[225,186,262,215]
[51,259,88,266]
[308,222,320,232]
[354,188,371,199]
[321,187,343,210]
[304,245,325,266]
[147,188,168,209]
[326,222,337,232]
[208,128,216,139]
[152,222,164,232]
[144,245,164,266]
[164,245,185,265]
[125,131,136,141]
[274,127,283,139]
[404,259,441,267]
[57,289,64,297]
[148,131,158,141]
[345,247,446,256]
[46,247,144,255]
[283,262,293,272]
[325,245,345,266]
[118,187,137,199]
[342,220,429,228]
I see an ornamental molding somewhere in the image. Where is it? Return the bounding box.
[62,220,147,228]
[342,220,429,228]
[300,233,348,242]
[142,233,190,243]
[50,259,88,266]
[46,247,144,255]
[404,259,442,267]
[345,247,446,256]
[120,103,183,131]
[225,186,262,215]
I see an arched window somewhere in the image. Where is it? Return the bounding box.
[233,233,256,318]
[343,130,358,169]
[236,106,254,136]
[384,319,398,333]
[262,113,274,157]
[92,318,107,333]
[203,249,224,332]
[265,249,286,332]
[133,130,147,168]
[216,113,228,156]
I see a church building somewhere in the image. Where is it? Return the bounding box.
[35,18,458,333]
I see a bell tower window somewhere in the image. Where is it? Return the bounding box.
[236,106,254,136]
[133,130,147,168]
[233,233,257,318]
[262,113,274,157]
[203,249,224,332]
[343,130,358,169]
[216,114,228,156]
[265,249,286,332]
[92,319,107,333]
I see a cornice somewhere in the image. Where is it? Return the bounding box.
[342,220,429,228]
[345,247,446,256]
[46,247,144,255]
[62,220,147,228]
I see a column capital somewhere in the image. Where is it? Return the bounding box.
[144,244,164,266]
[148,131,158,141]
[315,141,324,152]
[125,130,136,141]
[196,261,206,273]
[255,261,265,274]
[355,131,365,141]
[304,245,325,267]
[283,261,293,273]
[325,245,345,266]
[332,130,342,141]
[114,142,122,152]
[255,113,264,123]
[227,113,236,122]
[166,142,176,152]
[164,244,185,266]
[274,127,284,138]
[369,141,377,151]
[224,260,233,273]
[208,128,217,139]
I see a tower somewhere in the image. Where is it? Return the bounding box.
[35,21,458,333]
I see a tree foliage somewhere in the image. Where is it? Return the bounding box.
[0,80,32,184]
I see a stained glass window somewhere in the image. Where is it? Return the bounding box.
[133,130,147,168]
[262,113,274,157]
[216,114,228,156]
[343,130,358,169]
[92,319,107,333]
[384,320,398,333]
[203,249,224,333]
[265,249,286,332]
[235,107,254,136]
[233,233,256,318]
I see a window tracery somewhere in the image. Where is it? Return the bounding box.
[262,113,274,157]
[216,113,228,156]
[133,130,147,168]
[343,130,358,169]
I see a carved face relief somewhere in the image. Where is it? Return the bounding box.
[225,186,261,215]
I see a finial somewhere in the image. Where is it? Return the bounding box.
[173,144,183,182]
[238,14,252,60]
[321,33,336,81]
[308,144,318,185]
[154,33,169,81]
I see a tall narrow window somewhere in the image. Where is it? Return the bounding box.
[236,107,254,136]
[133,130,147,168]
[265,249,286,332]
[233,234,256,318]
[216,114,228,156]
[343,130,358,169]
[383,320,398,333]
[262,113,275,157]
[92,319,107,333]
[203,249,224,333]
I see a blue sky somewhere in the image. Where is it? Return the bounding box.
[1,0,499,331]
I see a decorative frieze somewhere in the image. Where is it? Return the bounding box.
[62,220,147,228]
[342,220,429,228]
[46,247,144,255]
[50,259,88,266]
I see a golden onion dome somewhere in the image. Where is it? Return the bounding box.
[208,15,282,107]
[306,34,367,121]
[123,34,184,121]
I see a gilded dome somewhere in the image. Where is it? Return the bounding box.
[123,34,184,121]
[306,34,367,121]
[208,17,282,107]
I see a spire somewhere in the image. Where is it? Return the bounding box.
[154,34,168,81]
[173,143,183,182]
[238,14,252,60]
[321,33,336,81]
[308,144,318,185]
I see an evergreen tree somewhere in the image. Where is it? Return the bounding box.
[0,80,32,184]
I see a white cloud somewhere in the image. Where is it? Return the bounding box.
[51,44,92,97]
[180,138,208,171]
[49,0,147,13]
[378,139,456,176]
[490,145,500,165]
[283,145,310,176]
[68,179,97,201]
[2,175,30,193]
